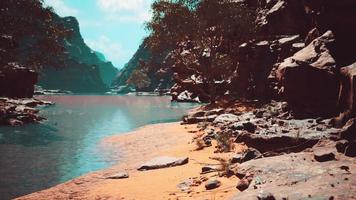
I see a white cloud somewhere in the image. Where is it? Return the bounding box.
[86,36,129,68]
[44,0,79,17]
[97,0,152,23]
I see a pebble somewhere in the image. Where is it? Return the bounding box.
[205,179,221,190]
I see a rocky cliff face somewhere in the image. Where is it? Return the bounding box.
[37,16,118,93]
[248,0,356,121]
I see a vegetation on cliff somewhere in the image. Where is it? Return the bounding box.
[0,0,66,71]
[37,15,118,93]
[147,0,255,102]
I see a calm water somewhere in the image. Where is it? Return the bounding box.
[0,95,197,200]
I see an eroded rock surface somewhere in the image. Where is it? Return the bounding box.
[231,151,356,200]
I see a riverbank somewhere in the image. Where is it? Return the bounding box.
[17,122,243,200]
[15,100,356,200]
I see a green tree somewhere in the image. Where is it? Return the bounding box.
[0,0,67,70]
[127,61,152,91]
[146,0,255,103]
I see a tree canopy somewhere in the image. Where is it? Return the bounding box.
[143,0,256,102]
[0,0,67,70]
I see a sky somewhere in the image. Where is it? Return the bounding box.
[44,0,154,69]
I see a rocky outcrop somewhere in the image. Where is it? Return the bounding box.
[0,97,52,126]
[190,98,355,199]
[231,151,355,200]
[276,31,339,117]
[38,16,118,93]
[182,108,224,124]
[0,63,37,98]
[171,81,210,103]
[208,101,340,154]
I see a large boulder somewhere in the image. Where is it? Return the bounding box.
[276,31,339,117]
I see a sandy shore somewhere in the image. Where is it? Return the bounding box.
[16,122,243,200]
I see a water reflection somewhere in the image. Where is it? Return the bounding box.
[0,95,198,200]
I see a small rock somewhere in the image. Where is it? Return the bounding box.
[254,176,265,185]
[257,190,276,200]
[202,136,213,146]
[177,179,193,192]
[236,178,251,191]
[107,172,129,179]
[205,179,221,190]
[231,148,262,164]
[231,153,244,164]
[201,165,218,174]
[313,148,335,162]
[213,114,239,124]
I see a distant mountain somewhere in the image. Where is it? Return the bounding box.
[38,16,118,93]
[94,51,107,62]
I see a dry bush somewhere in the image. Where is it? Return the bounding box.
[210,157,230,177]
[215,130,234,152]
[194,137,206,150]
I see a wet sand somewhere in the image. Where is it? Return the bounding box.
[16,122,243,200]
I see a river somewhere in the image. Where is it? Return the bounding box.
[0,95,197,199]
